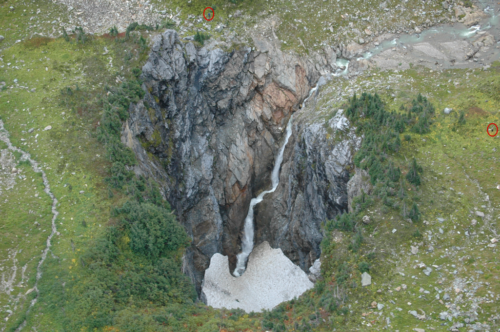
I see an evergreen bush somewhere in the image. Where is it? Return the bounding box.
[194,31,210,45]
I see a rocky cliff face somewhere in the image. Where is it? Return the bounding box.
[121,30,358,294]
[253,107,360,272]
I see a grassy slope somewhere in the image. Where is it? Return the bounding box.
[258,64,500,331]
[0,29,151,330]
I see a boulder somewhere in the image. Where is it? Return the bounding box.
[308,258,322,282]
[443,108,452,114]
[464,11,488,26]
[361,272,371,286]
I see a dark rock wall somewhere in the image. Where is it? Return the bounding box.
[121,30,358,295]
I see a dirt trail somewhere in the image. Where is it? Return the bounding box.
[0,120,59,332]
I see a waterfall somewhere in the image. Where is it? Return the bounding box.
[233,83,320,277]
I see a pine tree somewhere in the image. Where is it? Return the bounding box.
[409,202,421,222]
[387,162,401,182]
[109,26,119,37]
[62,28,70,42]
[406,158,422,186]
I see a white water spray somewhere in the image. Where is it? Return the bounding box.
[233,84,320,277]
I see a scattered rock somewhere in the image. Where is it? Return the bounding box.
[414,328,425,332]
[475,211,484,218]
[361,272,372,286]
[439,311,452,321]
[491,238,498,244]
[411,246,419,255]
[423,267,432,276]
[371,301,377,308]
[402,284,407,290]
[79,190,85,194]
[28,128,34,133]
[395,286,401,291]
[0,35,4,42]
[43,125,52,131]
[415,27,422,33]
[409,309,426,320]
[214,24,226,32]
[362,215,371,224]
[359,37,365,44]
[471,219,477,226]
[377,303,384,310]
[443,107,452,114]
[443,293,450,301]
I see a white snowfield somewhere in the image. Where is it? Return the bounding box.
[202,241,313,312]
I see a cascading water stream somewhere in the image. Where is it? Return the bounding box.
[233,84,320,277]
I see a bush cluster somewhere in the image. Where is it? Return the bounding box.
[54,74,196,330]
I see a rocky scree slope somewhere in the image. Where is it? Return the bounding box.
[121,30,360,295]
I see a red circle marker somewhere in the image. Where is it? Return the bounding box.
[487,123,498,137]
[203,7,215,21]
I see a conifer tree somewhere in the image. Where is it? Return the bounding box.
[406,157,422,186]
[409,202,421,222]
